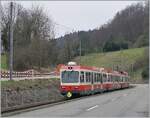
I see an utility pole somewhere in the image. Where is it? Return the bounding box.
[9,2,13,80]
[79,37,81,65]
[0,18,1,56]
[0,1,2,64]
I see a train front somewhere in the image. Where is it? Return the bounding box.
[60,62,80,98]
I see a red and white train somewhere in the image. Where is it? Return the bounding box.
[60,62,129,98]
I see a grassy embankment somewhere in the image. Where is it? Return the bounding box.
[1,79,60,90]
[74,47,147,83]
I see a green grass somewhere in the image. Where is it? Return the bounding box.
[1,54,8,70]
[74,47,147,81]
[75,47,145,68]
[1,78,60,90]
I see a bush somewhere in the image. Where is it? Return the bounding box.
[103,36,128,52]
[142,66,149,80]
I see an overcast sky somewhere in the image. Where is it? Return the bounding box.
[2,1,140,38]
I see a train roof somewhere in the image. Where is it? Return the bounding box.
[60,62,128,76]
[61,65,102,72]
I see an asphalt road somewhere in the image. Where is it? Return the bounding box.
[11,84,149,117]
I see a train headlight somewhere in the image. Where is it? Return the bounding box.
[67,92,72,98]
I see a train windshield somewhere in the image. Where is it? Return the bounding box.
[61,71,79,83]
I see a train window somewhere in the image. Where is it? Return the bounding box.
[106,75,109,82]
[109,75,112,82]
[115,76,117,82]
[86,72,89,82]
[125,77,127,82]
[99,74,103,83]
[80,71,84,83]
[118,76,120,82]
[114,76,116,82]
[127,77,129,82]
[110,75,112,82]
[61,71,79,83]
[116,76,119,82]
[122,77,124,82]
[92,72,94,82]
[92,72,94,83]
[117,76,119,82]
[102,74,104,82]
[97,73,99,82]
[120,77,123,82]
[100,74,103,83]
[103,74,107,82]
[85,72,91,83]
[89,72,91,82]
[123,77,125,82]
[90,72,92,82]
[124,77,126,82]
[99,73,102,83]
[112,75,115,82]
[120,76,122,82]
[107,75,109,82]
[97,73,98,82]
[119,76,122,82]
[88,73,90,82]
[85,72,87,82]
[96,73,97,82]
[94,73,96,82]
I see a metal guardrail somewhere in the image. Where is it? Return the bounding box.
[1,70,34,78]
[1,70,59,79]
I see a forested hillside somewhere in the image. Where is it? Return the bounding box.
[56,2,149,64]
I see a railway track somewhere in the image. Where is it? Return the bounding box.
[2,85,135,117]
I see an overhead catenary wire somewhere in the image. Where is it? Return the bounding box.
[53,21,82,65]
[53,22,75,32]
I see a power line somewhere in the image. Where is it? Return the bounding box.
[53,21,75,32]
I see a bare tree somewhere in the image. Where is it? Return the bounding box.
[1,3,55,70]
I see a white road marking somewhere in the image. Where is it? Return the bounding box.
[86,105,99,111]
